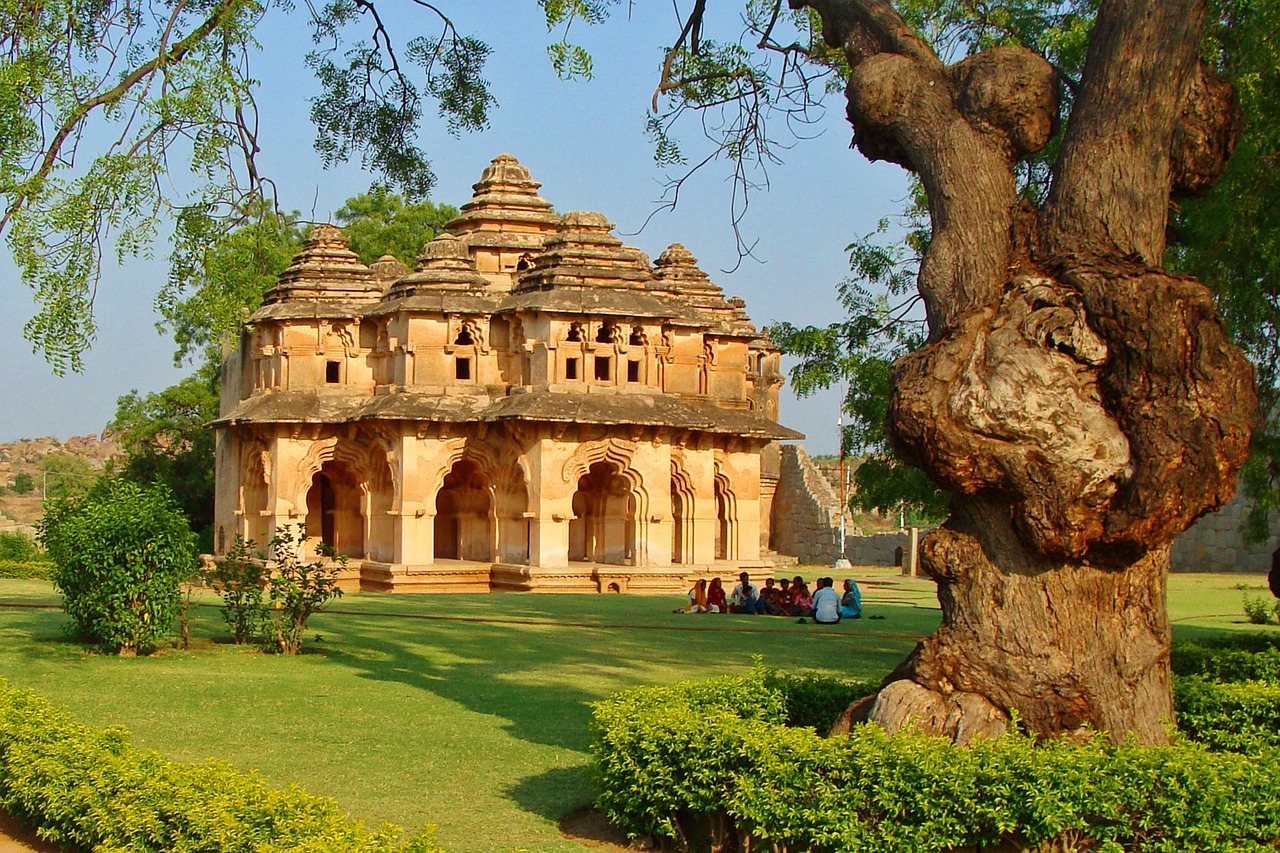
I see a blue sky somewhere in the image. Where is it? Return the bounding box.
[0,2,910,453]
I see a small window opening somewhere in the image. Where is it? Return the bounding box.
[594,356,611,381]
[326,361,341,383]
[566,357,579,380]
[455,357,472,380]
[627,360,640,382]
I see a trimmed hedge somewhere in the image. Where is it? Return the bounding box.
[0,679,445,852]
[1172,635,1280,684]
[592,668,1280,851]
[0,560,52,580]
[1175,676,1280,753]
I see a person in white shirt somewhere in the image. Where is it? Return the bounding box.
[729,571,767,614]
[812,576,842,624]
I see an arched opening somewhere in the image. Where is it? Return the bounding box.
[433,460,494,562]
[569,461,635,565]
[714,476,737,561]
[304,460,364,559]
[671,467,695,565]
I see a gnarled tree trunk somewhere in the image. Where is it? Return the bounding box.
[797,0,1255,744]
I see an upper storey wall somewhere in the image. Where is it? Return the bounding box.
[228,155,785,418]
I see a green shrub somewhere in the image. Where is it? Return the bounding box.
[263,524,344,655]
[0,678,444,852]
[592,673,1280,851]
[210,535,268,645]
[1243,594,1277,625]
[1172,635,1280,683]
[0,531,43,562]
[37,477,196,655]
[0,560,52,580]
[1175,676,1280,753]
[762,669,873,731]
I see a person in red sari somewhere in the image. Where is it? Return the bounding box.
[707,577,727,613]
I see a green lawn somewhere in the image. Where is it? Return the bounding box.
[0,570,1272,853]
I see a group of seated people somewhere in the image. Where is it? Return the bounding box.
[678,572,862,623]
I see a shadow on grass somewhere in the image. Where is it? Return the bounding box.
[507,765,595,821]
[310,599,934,755]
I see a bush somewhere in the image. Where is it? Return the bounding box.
[762,669,873,731]
[592,671,1280,851]
[263,525,344,654]
[37,477,196,655]
[0,531,43,562]
[1175,676,1280,753]
[1172,634,1280,683]
[0,560,52,580]
[0,678,444,852]
[209,535,268,645]
[1243,594,1276,625]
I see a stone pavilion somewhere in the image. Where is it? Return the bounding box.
[212,154,802,592]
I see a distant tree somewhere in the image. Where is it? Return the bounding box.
[157,205,306,367]
[38,477,197,655]
[335,188,459,268]
[110,362,220,551]
[37,453,96,501]
[10,473,34,495]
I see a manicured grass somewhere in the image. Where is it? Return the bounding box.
[0,570,1271,852]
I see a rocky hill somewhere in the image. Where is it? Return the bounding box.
[0,435,121,534]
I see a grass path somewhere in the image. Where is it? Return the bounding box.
[0,571,1273,852]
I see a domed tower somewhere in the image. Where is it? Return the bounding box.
[367,232,500,390]
[245,224,381,395]
[444,153,560,291]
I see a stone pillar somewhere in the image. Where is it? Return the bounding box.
[906,526,921,577]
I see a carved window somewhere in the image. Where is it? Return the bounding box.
[596,322,618,344]
[566,357,579,380]
[594,356,612,381]
[629,326,647,346]
[325,360,341,383]
[566,322,583,343]
[456,357,472,381]
[627,360,640,383]
[455,325,475,346]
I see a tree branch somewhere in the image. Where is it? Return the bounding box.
[1,0,249,233]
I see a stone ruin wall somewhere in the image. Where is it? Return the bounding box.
[1172,489,1280,573]
[770,445,844,565]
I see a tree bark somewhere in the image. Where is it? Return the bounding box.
[796,0,1255,744]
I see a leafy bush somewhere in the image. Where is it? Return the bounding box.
[210,535,268,645]
[1175,676,1280,753]
[762,668,873,731]
[0,531,43,562]
[0,560,52,580]
[592,671,1280,851]
[0,678,444,852]
[1243,594,1276,625]
[37,477,196,655]
[264,524,344,655]
[1172,634,1280,683]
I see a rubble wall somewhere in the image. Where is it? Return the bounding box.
[1173,489,1280,573]
[771,445,843,565]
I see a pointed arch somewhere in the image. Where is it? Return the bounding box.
[670,461,696,565]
